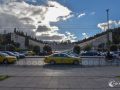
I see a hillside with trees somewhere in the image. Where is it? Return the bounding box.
[75,27,120,45]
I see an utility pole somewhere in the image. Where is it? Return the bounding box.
[106,9,110,51]
[4,30,7,51]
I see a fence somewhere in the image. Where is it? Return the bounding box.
[13,56,120,66]
[81,56,120,66]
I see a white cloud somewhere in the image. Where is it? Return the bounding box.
[43,1,72,22]
[0,0,75,42]
[78,13,86,18]
[36,34,64,41]
[65,31,77,42]
[35,31,77,42]
[82,33,89,39]
[0,13,35,36]
[97,20,120,31]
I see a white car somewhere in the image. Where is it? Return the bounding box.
[114,51,120,59]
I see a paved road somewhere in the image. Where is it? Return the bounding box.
[0,58,120,90]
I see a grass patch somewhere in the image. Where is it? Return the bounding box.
[0,75,9,81]
[116,76,120,79]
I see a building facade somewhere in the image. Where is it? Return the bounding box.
[11,33,45,50]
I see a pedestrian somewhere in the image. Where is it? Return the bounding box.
[105,51,114,62]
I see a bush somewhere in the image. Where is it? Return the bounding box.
[33,45,40,55]
[110,45,118,51]
[43,45,52,54]
[73,45,81,54]
[0,44,4,51]
[6,44,15,51]
[83,44,92,51]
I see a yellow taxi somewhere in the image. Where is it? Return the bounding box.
[44,53,81,64]
[0,53,17,64]
[26,51,35,56]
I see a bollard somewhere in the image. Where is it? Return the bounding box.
[98,57,101,66]
[116,58,120,66]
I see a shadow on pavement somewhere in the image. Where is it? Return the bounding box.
[42,63,120,70]
[42,64,84,70]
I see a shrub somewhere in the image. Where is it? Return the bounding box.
[43,45,52,53]
[73,45,81,54]
[33,45,40,55]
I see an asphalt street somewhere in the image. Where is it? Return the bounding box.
[0,58,120,90]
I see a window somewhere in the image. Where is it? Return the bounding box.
[60,54,68,57]
[52,54,60,57]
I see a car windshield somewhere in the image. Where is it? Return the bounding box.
[0,53,9,56]
[60,54,70,57]
[8,52,15,55]
[14,52,19,54]
[52,54,60,57]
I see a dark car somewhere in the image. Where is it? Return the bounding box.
[39,51,48,56]
[81,51,101,56]
[13,52,25,59]
[1,51,19,59]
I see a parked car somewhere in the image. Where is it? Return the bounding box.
[39,51,48,56]
[65,52,80,57]
[26,51,35,56]
[112,51,120,59]
[19,51,27,56]
[39,51,52,56]
[0,52,17,64]
[81,51,101,56]
[99,52,106,56]
[1,51,19,59]
[44,53,81,64]
[13,52,25,59]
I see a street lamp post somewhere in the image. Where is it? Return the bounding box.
[106,9,110,51]
[4,30,7,51]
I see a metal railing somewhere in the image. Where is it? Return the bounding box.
[80,56,120,66]
[13,56,120,66]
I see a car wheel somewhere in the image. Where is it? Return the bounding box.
[3,59,8,64]
[50,61,56,64]
[73,61,79,65]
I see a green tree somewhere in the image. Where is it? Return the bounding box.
[106,40,112,46]
[6,44,15,51]
[98,43,105,51]
[118,45,120,50]
[0,44,4,51]
[73,45,81,54]
[14,42,20,48]
[110,45,117,51]
[43,45,52,53]
[83,44,92,51]
[33,45,40,55]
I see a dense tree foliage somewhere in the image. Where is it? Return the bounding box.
[110,45,118,51]
[83,44,92,51]
[73,45,81,54]
[6,44,15,51]
[98,43,105,51]
[33,45,40,55]
[75,27,120,45]
[112,28,120,44]
[43,45,52,53]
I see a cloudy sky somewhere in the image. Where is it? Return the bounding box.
[0,0,120,42]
